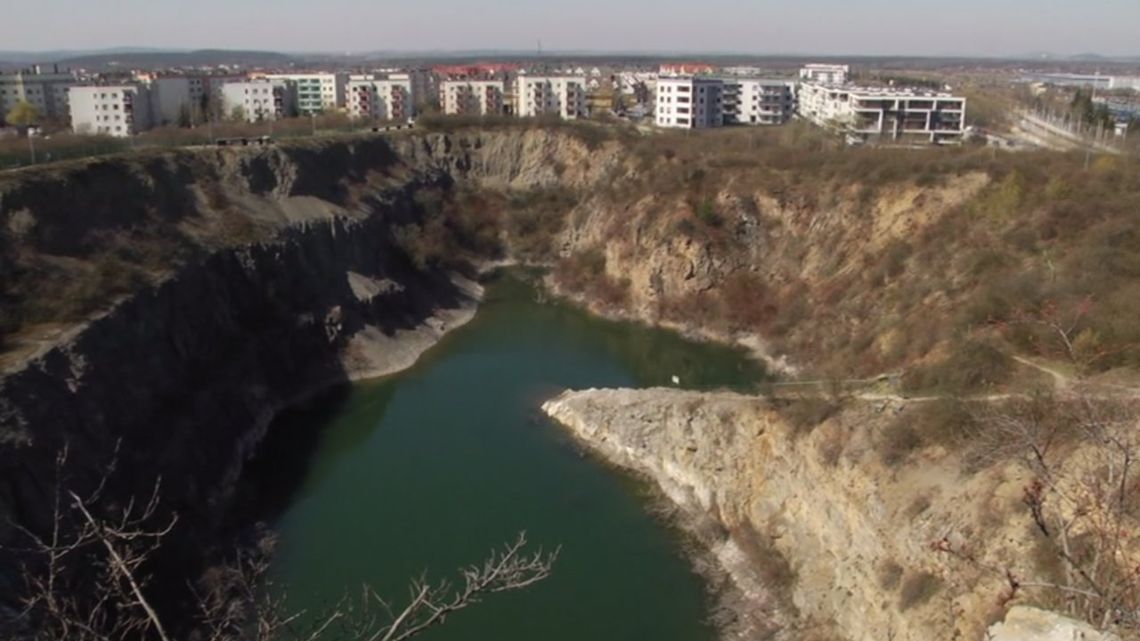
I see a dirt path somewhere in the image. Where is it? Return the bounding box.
[759,354,1140,406]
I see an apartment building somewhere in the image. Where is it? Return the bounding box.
[655,76,723,129]
[220,80,298,122]
[68,85,151,136]
[799,64,850,86]
[1023,72,1140,92]
[798,83,967,144]
[440,80,507,116]
[391,69,437,108]
[722,78,796,125]
[196,75,246,119]
[515,76,586,119]
[345,75,414,121]
[146,77,194,126]
[0,66,78,123]
[265,73,346,114]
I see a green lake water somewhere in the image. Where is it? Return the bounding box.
[247,271,766,641]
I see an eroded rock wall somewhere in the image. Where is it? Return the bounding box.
[544,388,1042,641]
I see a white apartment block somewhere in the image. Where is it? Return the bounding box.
[0,66,78,123]
[220,80,298,122]
[515,76,586,119]
[391,70,437,107]
[722,78,796,125]
[68,85,151,137]
[799,64,850,86]
[346,75,413,121]
[655,77,724,129]
[133,72,246,123]
[440,80,507,116]
[265,73,346,114]
[798,83,967,144]
[196,75,246,118]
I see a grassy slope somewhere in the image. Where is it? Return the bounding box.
[528,125,1140,394]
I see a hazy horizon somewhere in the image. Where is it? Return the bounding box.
[3,0,1139,58]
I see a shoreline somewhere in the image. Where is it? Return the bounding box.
[543,275,799,378]
[542,389,787,641]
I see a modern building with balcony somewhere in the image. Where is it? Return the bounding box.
[515,76,586,119]
[345,75,414,121]
[799,63,850,86]
[220,80,298,122]
[721,78,797,125]
[68,85,152,136]
[265,73,346,114]
[655,76,724,128]
[798,83,967,144]
[440,80,507,116]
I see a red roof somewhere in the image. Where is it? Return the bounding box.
[433,63,519,78]
[659,63,717,75]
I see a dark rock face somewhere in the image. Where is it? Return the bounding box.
[0,214,465,536]
[0,138,479,619]
[0,129,598,629]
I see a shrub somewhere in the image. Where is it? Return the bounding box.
[913,398,977,449]
[781,396,842,438]
[898,571,944,610]
[902,339,1013,394]
[720,272,776,330]
[880,419,924,467]
[553,249,607,293]
[695,199,723,228]
[878,560,904,590]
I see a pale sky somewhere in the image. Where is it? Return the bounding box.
[3,0,1138,57]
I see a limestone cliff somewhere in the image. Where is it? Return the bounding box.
[544,388,1057,641]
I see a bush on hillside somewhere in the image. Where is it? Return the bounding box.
[902,339,1013,394]
[899,571,944,611]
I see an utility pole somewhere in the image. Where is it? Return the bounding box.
[27,129,36,164]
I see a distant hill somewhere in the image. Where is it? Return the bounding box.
[0,48,176,66]
[58,49,295,69]
[0,49,294,70]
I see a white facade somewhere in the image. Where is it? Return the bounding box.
[799,64,850,86]
[797,83,852,126]
[655,77,723,129]
[0,67,78,123]
[1024,73,1140,92]
[798,83,967,144]
[68,85,151,136]
[196,75,245,120]
[265,73,346,114]
[515,76,586,119]
[391,70,437,107]
[346,75,414,121]
[221,80,298,122]
[440,80,507,116]
[722,78,796,125]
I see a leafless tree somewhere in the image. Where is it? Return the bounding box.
[5,444,177,641]
[189,531,558,641]
[938,313,1140,633]
[4,445,558,641]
